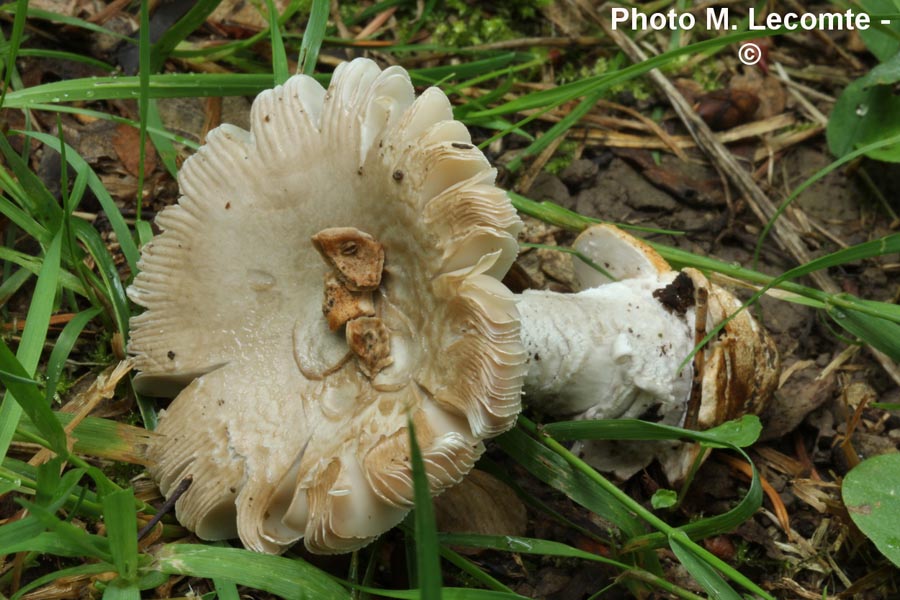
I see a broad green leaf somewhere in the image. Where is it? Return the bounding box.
[651,489,678,510]
[859,0,900,61]
[827,77,900,161]
[843,453,900,567]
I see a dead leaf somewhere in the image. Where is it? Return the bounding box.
[112,124,158,177]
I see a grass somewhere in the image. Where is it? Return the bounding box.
[0,1,898,599]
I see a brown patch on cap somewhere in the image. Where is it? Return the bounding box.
[346,317,393,377]
[312,227,385,291]
[322,272,375,331]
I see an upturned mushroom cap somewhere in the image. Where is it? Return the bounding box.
[569,224,779,481]
[128,58,526,553]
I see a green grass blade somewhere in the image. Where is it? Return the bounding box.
[152,544,347,598]
[494,426,649,542]
[0,196,49,246]
[146,99,180,179]
[22,131,140,274]
[828,305,900,360]
[408,418,442,598]
[150,0,223,72]
[1,5,133,42]
[213,578,241,600]
[10,563,117,600]
[546,417,764,549]
[542,415,762,449]
[264,0,289,84]
[15,412,153,466]
[505,89,604,172]
[0,266,31,306]
[102,579,140,600]
[755,131,900,265]
[0,245,85,296]
[137,0,151,224]
[0,131,62,228]
[102,488,138,580]
[20,499,112,561]
[0,230,65,459]
[0,0,28,107]
[669,535,742,600]
[0,337,68,455]
[3,73,277,108]
[44,308,102,407]
[297,0,329,76]
[72,219,130,340]
[0,46,114,71]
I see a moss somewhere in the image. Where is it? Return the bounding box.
[544,140,579,175]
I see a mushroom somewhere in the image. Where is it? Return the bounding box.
[517,224,779,481]
[129,58,778,555]
[129,58,526,554]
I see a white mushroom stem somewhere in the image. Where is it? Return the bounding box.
[510,224,779,481]
[517,274,694,425]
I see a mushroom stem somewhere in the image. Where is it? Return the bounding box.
[512,224,779,481]
[516,275,694,424]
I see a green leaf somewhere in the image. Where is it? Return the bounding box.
[153,544,348,598]
[19,131,140,275]
[495,427,647,539]
[543,415,762,450]
[843,453,900,567]
[264,0,289,84]
[865,50,900,86]
[0,336,67,454]
[859,0,900,61]
[669,535,742,600]
[651,489,678,510]
[408,418,442,598]
[103,488,139,580]
[827,76,900,161]
[827,305,900,361]
[0,231,67,458]
[44,307,102,405]
[102,579,140,600]
[150,0,223,72]
[298,0,329,76]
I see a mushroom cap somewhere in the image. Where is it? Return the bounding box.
[569,224,779,481]
[128,59,526,554]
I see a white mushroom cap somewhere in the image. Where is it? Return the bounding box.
[128,58,526,554]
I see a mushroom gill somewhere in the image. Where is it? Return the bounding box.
[129,58,526,554]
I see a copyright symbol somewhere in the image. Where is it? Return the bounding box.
[738,43,761,66]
